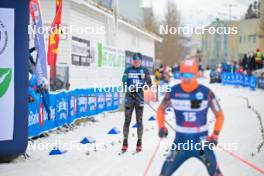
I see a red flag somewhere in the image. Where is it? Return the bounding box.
[47,0,62,66]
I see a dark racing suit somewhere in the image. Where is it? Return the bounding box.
[122,66,152,140]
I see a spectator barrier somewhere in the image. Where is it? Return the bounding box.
[221,72,257,90]
[257,77,264,89]
[28,87,120,138]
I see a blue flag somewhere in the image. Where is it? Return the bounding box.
[30,0,48,84]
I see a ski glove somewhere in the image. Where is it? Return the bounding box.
[159,127,168,138]
[207,133,218,146]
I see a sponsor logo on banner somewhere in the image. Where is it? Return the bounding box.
[70,96,77,116]
[58,98,67,120]
[175,93,190,98]
[73,96,77,114]
[0,19,8,55]
[78,96,87,113]
[0,8,14,141]
[39,103,44,126]
[195,92,204,100]
[0,19,12,98]
[0,68,12,98]
[50,106,56,120]
[29,109,39,126]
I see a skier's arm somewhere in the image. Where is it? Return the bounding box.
[208,91,224,135]
[145,69,152,88]
[122,67,129,88]
[157,92,171,129]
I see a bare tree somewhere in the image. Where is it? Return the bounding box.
[157,0,185,65]
[143,0,187,66]
[143,7,162,67]
[143,9,156,32]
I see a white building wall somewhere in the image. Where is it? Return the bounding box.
[70,1,106,44]
[69,1,123,88]
[138,33,155,58]
[117,23,155,58]
[30,0,157,89]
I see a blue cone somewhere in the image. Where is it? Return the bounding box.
[80,137,96,144]
[108,127,120,134]
[166,108,173,112]
[148,116,156,121]
[132,123,138,128]
[49,147,67,155]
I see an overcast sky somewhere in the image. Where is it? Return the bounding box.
[149,0,254,26]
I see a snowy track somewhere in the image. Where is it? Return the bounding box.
[1,79,264,176]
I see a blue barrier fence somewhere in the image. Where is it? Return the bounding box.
[258,77,264,89]
[221,72,257,90]
[28,87,120,138]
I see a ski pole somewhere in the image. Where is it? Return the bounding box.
[132,91,176,132]
[127,91,264,175]
[144,100,176,132]
[218,145,264,175]
[143,138,162,176]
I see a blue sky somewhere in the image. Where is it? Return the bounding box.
[150,0,254,26]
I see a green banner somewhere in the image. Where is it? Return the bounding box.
[97,43,125,68]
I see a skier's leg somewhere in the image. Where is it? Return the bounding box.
[135,100,144,151]
[197,147,222,176]
[123,95,135,140]
[160,148,189,176]
[135,101,144,140]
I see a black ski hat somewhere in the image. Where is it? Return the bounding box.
[133,53,143,61]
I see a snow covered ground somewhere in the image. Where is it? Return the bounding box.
[1,76,264,176]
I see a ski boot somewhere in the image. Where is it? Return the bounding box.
[136,139,142,152]
[121,139,128,152]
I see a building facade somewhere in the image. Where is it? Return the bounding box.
[237,18,260,59]
[201,19,233,67]
[199,18,262,67]
[260,0,264,51]
[29,0,161,89]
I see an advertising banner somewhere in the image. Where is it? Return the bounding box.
[97,43,125,68]
[0,8,15,141]
[125,50,154,74]
[221,72,257,90]
[0,0,29,156]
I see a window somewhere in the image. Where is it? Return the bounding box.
[71,37,92,66]
[248,35,257,44]
[248,35,251,43]
[252,35,256,43]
